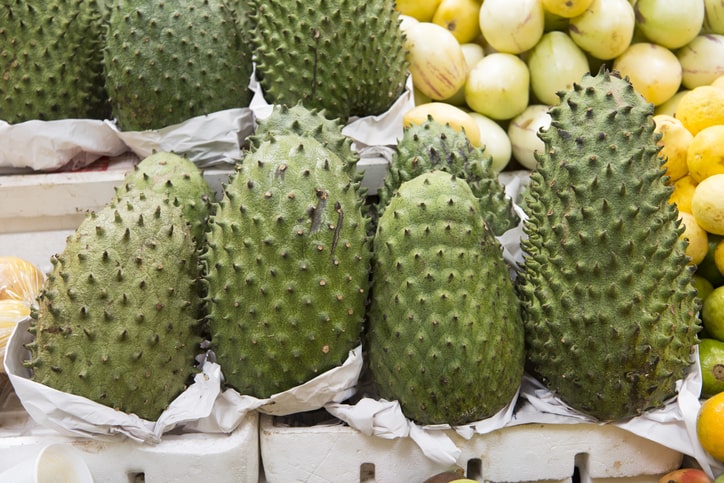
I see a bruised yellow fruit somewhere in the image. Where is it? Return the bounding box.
[675,85,724,135]
[403,102,482,147]
[395,0,443,22]
[542,0,593,18]
[692,174,724,235]
[679,211,709,265]
[432,0,482,44]
[403,21,468,100]
[653,114,692,182]
[668,175,698,213]
[687,124,724,182]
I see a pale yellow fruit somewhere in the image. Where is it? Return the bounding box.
[542,0,593,18]
[527,31,590,106]
[465,53,530,120]
[613,42,682,106]
[468,111,512,173]
[403,102,482,147]
[675,85,724,136]
[677,34,724,89]
[668,175,698,213]
[403,21,468,100]
[568,0,635,60]
[433,0,482,44]
[479,0,545,54]
[507,104,551,170]
[691,173,724,235]
[442,42,485,106]
[653,114,692,183]
[395,0,443,22]
[686,124,724,182]
[712,75,724,90]
[654,90,690,117]
[679,211,709,265]
[633,0,705,50]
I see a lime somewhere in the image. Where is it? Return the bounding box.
[699,338,724,397]
[693,274,716,302]
[697,235,724,287]
[703,286,724,342]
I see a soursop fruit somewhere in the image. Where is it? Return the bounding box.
[114,152,214,247]
[202,134,371,398]
[516,69,700,421]
[104,0,253,131]
[25,191,204,421]
[0,0,109,123]
[368,171,524,426]
[251,0,409,123]
[378,118,520,236]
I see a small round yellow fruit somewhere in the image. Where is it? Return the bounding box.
[675,85,724,135]
[686,124,724,182]
[613,43,682,106]
[432,0,482,44]
[542,0,593,18]
[653,114,692,183]
[668,175,698,212]
[679,211,709,266]
[395,0,443,22]
[691,174,724,236]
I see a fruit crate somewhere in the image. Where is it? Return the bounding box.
[0,375,261,483]
[259,413,684,483]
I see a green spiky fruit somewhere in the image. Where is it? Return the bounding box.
[104,0,253,131]
[250,104,360,180]
[368,171,524,426]
[516,69,700,421]
[115,152,214,246]
[379,118,520,236]
[203,134,371,398]
[251,0,409,123]
[25,191,203,421]
[0,0,109,123]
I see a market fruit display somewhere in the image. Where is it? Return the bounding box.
[378,117,519,236]
[250,0,408,123]
[368,171,524,425]
[25,190,204,421]
[202,133,371,398]
[516,69,700,421]
[104,0,252,131]
[0,0,109,123]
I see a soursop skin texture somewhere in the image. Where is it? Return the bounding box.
[379,118,519,237]
[115,151,214,247]
[251,0,409,123]
[368,171,524,426]
[516,70,700,421]
[202,134,371,398]
[104,0,253,131]
[25,192,204,421]
[0,0,109,123]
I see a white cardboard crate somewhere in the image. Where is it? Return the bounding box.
[259,414,683,483]
[0,383,260,483]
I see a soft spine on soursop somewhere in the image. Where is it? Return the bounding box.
[114,151,214,248]
[25,191,204,421]
[104,0,253,131]
[378,118,520,236]
[202,133,371,398]
[0,0,109,123]
[516,69,700,421]
[368,171,524,426]
[250,0,409,123]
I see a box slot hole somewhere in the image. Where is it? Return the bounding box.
[574,452,590,483]
[466,458,483,480]
[128,472,145,482]
[360,462,375,482]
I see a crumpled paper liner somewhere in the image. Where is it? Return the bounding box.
[4,317,364,444]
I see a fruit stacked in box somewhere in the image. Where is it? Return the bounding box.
[1,0,724,479]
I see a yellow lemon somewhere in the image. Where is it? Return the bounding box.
[675,85,724,136]
[692,174,724,236]
[715,238,724,279]
[541,0,593,18]
[395,0,443,22]
[679,211,709,265]
[432,0,482,44]
[687,124,724,182]
[668,174,698,213]
[654,114,692,182]
[697,390,724,461]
